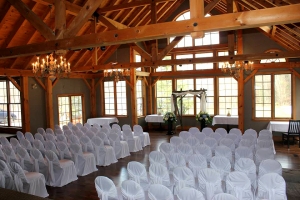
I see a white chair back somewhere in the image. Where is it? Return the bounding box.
[149,151,167,167]
[258,159,282,178]
[202,127,214,136]
[0,159,14,190]
[179,131,191,141]
[234,158,257,189]
[210,156,231,181]
[10,138,21,152]
[159,142,174,157]
[226,171,253,200]
[215,145,233,164]
[149,163,171,187]
[95,176,119,200]
[203,137,218,154]
[215,128,227,138]
[211,193,238,200]
[127,161,149,190]
[121,180,145,200]
[33,139,46,156]
[172,166,195,195]
[188,154,207,177]
[177,143,193,163]
[177,187,205,200]
[235,146,253,161]
[24,132,35,144]
[194,144,212,163]
[148,184,174,200]
[219,138,235,152]
[167,153,186,173]
[188,127,200,135]
[194,132,206,144]
[16,131,25,141]
[257,173,287,200]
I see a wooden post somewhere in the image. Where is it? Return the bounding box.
[21,76,30,132]
[55,0,66,39]
[237,29,244,132]
[45,77,54,129]
[190,0,204,38]
[91,79,96,117]
[130,68,137,125]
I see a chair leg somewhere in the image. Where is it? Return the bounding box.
[287,135,290,149]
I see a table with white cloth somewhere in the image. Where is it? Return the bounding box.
[212,115,238,132]
[267,121,289,132]
[87,117,119,126]
[145,114,165,130]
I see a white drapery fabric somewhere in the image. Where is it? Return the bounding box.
[200,92,206,112]
[258,159,282,178]
[234,158,257,190]
[226,171,254,200]
[257,173,287,200]
[95,176,120,200]
[172,166,195,195]
[0,160,15,190]
[149,151,167,167]
[177,187,205,200]
[210,156,231,181]
[121,180,145,200]
[148,184,174,200]
[127,161,149,191]
[211,193,238,200]
[188,154,207,177]
[149,163,173,191]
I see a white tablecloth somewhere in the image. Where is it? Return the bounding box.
[87,117,119,126]
[267,121,289,132]
[212,115,238,125]
[145,114,164,123]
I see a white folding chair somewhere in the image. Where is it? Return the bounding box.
[188,154,207,177]
[17,131,26,141]
[97,131,111,145]
[80,135,94,153]
[122,124,132,132]
[215,145,233,166]
[0,136,12,148]
[239,139,255,153]
[121,180,145,200]
[123,129,142,152]
[215,128,227,138]
[133,125,146,147]
[44,150,78,187]
[258,159,282,178]
[159,142,174,157]
[0,160,15,190]
[258,129,273,139]
[69,143,97,176]
[226,171,254,200]
[149,163,173,191]
[93,123,101,131]
[177,187,205,200]
[203,137,218,155]
[255,148,275,168]
[30,148,48,178]
[167,153,186,174]
[108,132,130,159]
[241,135,257,146]
[84,123,91,130]
[186,137,199,148]
[257,173,287,200]
[194,144,212,164]
[209,132,223,144]
[172,166,195,195]
[45,133,57,143]
[202,127,214,137]
[24,132,35,145]
[2,146,19,164]
[210,156,231,181]
[95,176,120,200]
[194,132,206,144]
[133,124,150,146]
[56,141,72,160]
[76,122,83,129]
[148,184,174,200]
[16,147,34,172]
[34,133,46,144]
[170,136,183,152]
[127,161,149,191]
[188,127,200,135]
[91,136,117,166]
[211,193,238,200]
[80,126,89,134]
[67,134,81,145]
[44,140,59,156]
[197,168,223,200]
[33,139,46,156]
[10,138,21,152]
[46,128,55,135]
[9,162,49,197]
[234,158,257,190]
[149,151,167,167]
[56,134,68,144]
[225,134,239,148]
[20,139,33,152]
[219,138,235,153]
[86,130,96,140]
[235,146,253,161]
[90,127,98,134]
[244,128,258,138]
[177,143,193,163]
[179,131,191,141]
[229,128,242,140]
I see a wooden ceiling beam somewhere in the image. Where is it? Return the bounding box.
[33,0,81,16]
[72,51,300,72]
[1,5,300,58]
[204,0,222,14]
[128,43,152,61]
[98,16,128,30]
[0,2,12,31]
[157,36,183,60]
[7,0,55,40]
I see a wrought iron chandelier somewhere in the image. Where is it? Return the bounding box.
[221,60,253,78]
[103,68,130,82]
[32,52,71,81]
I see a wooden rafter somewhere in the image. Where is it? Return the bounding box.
[128,43,152,61]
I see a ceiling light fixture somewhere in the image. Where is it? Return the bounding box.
[221,60,253,78]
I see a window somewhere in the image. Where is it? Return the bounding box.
[176,54,193,71]
[58,95,83,126]
[156,80,173,114]
[136,80,144,116]
[218,77,238,115]
[195,53,213,69]
[104,81,127,115]
[134,53,142,71]
[196,78,214,114]
[156,56,172,72]
[176,79,194,115]
[254,74,291,119]
[0,80,21,127]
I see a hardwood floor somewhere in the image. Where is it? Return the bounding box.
[46,131,300,200]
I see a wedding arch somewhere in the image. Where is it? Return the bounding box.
[172,89,207,130]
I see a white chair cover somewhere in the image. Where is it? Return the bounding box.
[76,122,83,129]
[215,128,228,138]
[241,135,257,145]
[159,142,174,157]
[149,163,173,190]
[56,141,72,160]
[20,139,33,152]
[86,130,96,140]
[67,122,73,129]
[255,148,275,167]
[0,148,6,161]
[258,159,282,178]
[235,146,253,161]
[74,129,84,139]
[177,143,193,163]
[16,147,34,172]
[68,134,81,145]
[148,184,174,200]
[121,180,145,200]
[37,128,46,138]
[9,162,49,197]
[84,123,91,130]
[186,137,199,148]
[101,127,110,135]
[239,139,255,153]
[225,134,239,148]
[133,125,146,147]
[226,171,254,200]
[2,146,19,164]
[64,130,73,138]
[63,125,70,131]
[80,126,88,134]
[194,144,212,164]
[95,176,119,200]
[46,128,55,135]
[123,129,142,152]
[203,138,218,155]
[45,133,57,143]
[0,160,15,190]
[69,143,97,176]
[93,123,101,130]
[30,148,48,178]
[202,127,214,137]
[122,124,132,132]
[234,158,257,190]
[179,131,191,141]
[194,132,206,144]
[33,139,46,156]
[219,138,235,153]
[111,127,124,141]
[188,127,200,135]
[258,129,273,138]
[10,138,21,153]
[167,153,186,174]
[197,168,223,200]
[92,136,117,166]
[244,128,258,138]
[257,173,287,200]
[256,140,275,153]
[44,150,78,187]
[17,131,25,141]
[56,134,68,144]
[127,161,149,191]
[34,133,46,144]
[177,187,205,200]
[229,128,242,140]
[170,136,183,152]
[0,136,12,147]
[257,135,273,141]
[90,127,98,134]
[97,131,111,145]
[102,123,111,131]
[25,132,35,145]
[188,154,207,177]
[215,146,233,165]
[209,132,223,144]
[211,193,238,200]
[149,151,167,167]
[54,129,64,136]
[172,166,195,195]
[210,156,231,181]
[80,135,94,153]
[44,140,59,156]
[135,124,151,146]
[108,132,130,159]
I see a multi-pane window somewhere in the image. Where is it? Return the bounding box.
[218,77,238,115]
[195,53,213,69]
[156,56,172,72]
[196,78,214,114]
[136,80,144,116]
[58,95,83,126]
[0,80,21,127]
[134,53,142,71]
[156,80,172,114]
[104,81,127,116]
[176,54,193,71]
[254,74,291,119]
[176,79,194,115]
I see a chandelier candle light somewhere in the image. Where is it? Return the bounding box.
[221,60,253,78]
[103,69,130,82]
[32,53,71,81]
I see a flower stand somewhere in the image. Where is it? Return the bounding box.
[200,119,206,131]
[167,120,174,135]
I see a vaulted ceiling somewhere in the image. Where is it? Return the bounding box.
[0,0,299,76]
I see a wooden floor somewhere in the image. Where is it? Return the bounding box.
[46,131,300,200]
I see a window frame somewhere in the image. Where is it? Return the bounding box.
[136,79,145,117]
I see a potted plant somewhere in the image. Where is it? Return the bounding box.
[163,112,177,135]
[196,111,213,131]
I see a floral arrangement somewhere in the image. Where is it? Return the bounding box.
[196,111,213,125]
[163,112,177,122]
